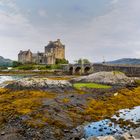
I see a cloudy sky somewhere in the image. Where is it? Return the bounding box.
[0,0,140,62]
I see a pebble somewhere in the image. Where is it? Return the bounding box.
[114,93,118,96]
[1,131,5,135]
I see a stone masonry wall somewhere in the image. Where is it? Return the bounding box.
[93,64,140,77]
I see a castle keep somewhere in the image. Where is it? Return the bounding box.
[18,39,65,65]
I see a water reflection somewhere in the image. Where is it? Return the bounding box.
[84,106,140,138]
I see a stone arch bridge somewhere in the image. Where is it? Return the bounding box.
[63,63,140,77]
[64,64,94,75]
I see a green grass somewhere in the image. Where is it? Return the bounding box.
[113,71,124,75]
[73,83,111,89]
[135,80,140,85]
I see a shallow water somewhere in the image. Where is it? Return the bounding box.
[113,106,140,123]
[0,76,23,84]
[84,106,140,138]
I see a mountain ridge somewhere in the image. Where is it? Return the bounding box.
[107,58,140,65]
[0,56,13,67]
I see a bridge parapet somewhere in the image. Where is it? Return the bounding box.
[64,63,140,77]
[93,63,140,77]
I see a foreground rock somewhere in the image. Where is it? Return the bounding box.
[81,132,136,140]
[81,127,140,140]
[5,77,72,90]
[72,71,135,86]
[81,133,135,140]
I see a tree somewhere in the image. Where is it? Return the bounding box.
[12,61,22,67]
[55,59,69,64]
[75,58,91,64]
[83,59,90,64]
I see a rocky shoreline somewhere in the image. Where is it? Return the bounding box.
[81,127,140,140]
[5,77,72,91]
[3,71,139,91]
[0,72,140,140]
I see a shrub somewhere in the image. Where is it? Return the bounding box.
[12,61,22,67]
[37,65,47,70]
[75,58,91,64]
[0,66,8,70]
[46,64,62,70]
[18,65,35,70]
[55,59,69,64]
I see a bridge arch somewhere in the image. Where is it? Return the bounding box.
[75,67,81,75]
[64,64,94,75]
[69,67,73,75]
[84,66,91,74]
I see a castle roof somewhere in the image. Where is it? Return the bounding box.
[18,50,32,55]
[45,39,65,49]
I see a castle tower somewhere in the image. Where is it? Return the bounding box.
[44,39,65,64]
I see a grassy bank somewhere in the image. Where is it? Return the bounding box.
[73,83,111,90]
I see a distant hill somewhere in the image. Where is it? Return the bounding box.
[107,58,140,65]
[0,56,13,67]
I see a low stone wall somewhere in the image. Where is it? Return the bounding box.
[93,64,140,77]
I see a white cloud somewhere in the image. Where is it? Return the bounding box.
[38,9,48,17]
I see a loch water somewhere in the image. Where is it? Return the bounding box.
[0,75,23,84]
[84,106,140,137]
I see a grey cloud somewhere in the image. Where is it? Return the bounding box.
[0,0,140,62]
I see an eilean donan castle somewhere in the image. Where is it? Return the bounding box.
[18,39,65,65]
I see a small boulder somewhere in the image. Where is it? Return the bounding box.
[97,136,116,140]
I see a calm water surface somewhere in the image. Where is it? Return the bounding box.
[85,106,140,137]
[0,75,24,84]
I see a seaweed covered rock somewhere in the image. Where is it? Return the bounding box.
[71,71,135,86]
[5,77,72,90]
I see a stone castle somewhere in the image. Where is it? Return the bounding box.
[18,39,65,65]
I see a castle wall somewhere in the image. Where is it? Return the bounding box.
[47,55,56,65]
[54,46,65,59]
[18,50,32,64]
